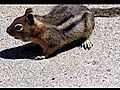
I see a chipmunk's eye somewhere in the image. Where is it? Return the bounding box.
[14,24,23,32]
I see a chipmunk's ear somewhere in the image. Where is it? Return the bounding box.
[25,8,33,15]
[25,8,35,26]
[26,13,34,26]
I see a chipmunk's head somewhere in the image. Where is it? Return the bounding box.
[6,8,45,42]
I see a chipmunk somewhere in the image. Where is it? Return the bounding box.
[6,5,120,59]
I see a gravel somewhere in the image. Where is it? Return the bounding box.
[0,4,120,88]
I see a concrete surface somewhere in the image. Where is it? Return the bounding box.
[0,4,120,88]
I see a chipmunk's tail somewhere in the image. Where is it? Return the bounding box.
[90,7,120,17]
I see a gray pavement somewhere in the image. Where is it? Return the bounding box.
[0,4,120,87]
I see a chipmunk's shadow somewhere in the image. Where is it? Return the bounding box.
[0,43,43,59]
[0,37,87,60]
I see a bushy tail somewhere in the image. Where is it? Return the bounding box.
[90,7,120,17]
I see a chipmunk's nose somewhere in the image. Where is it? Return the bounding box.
[6,26,14,36]
[6,27,10,34]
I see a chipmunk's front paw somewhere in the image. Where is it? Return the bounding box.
[34,56,46,60]
[82,39,93,50]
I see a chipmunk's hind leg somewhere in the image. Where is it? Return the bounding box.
[80,11,94,50]
[81,39,93,50]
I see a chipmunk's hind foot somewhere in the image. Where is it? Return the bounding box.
[81,39,93,50]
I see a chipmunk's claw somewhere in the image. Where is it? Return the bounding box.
[34,56,46,60]
[82,39,93,50]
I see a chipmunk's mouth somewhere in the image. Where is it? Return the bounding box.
[14,37,29,42]
[14,37,19,39]
[13,36,21,40]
